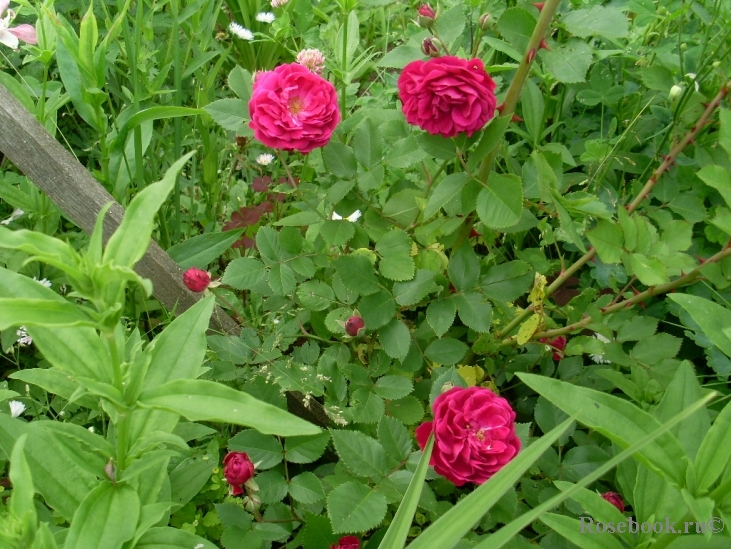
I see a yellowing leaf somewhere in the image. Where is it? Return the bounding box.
[517,313,542,345]
[352,248,378,265]
[528,273,547,306]
[456,365,485,387]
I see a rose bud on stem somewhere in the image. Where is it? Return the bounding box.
[601,492,625,513]
[223,451,255,496]
[345,315,365,337]
[330,536,361,549]
[183,267,210,292]
[422,37,441,57]
[417,3,436,27]
[540,335,567,360]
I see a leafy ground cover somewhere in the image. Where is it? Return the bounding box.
[1,0,731,548]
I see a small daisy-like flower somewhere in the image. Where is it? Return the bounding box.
[255,12,275,23]
[229,22,254,40]
[34,277,51,288]
[9,400,25,418]
[16,326,32,346]
[271,0,289,7]
[590,333,612,364]
[256,153,275,166]
[332,210,362,222]
[296,48,326,75]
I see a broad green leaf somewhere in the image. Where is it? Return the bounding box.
[417,133,456,160]
[138,379,320,436]
[289,472,325,504]
[320,220,355,246]
[587,220,623,264]
[228,65,253,102]
[720,108,731,158]
[476,394,714,549]
[8,435,36,524]
[377,44,422,69]
[448,245,480,291]
[285,432,331,464]
[476,174,523,229]
[331,430,389,478]
[388,136,427,168]
[695,396,731,492]
[64,482,139,549]
[257,470,288,503]
[112,108,205,154]
[203,98,248,131]
[386,396,424,425]
[169,455,215,506]
[327,481,388,534]
[541,39,593,84]
[135,527,218,549]
[517,373,688,486]
[10,368,99,409]
[378,416,413,463]
[424,174,469,218]
[167,230,244,269]
[562,6,629,39]
[0,228,79,274]
[274,211,323,227]
[628,253,668,285]
[434,5,465,48]
[373,376,413,400]
[0,299,95,330]
[379,253,415,281]
[496,7,535,51]
[323,142,357,178]
[229,430,283,470]
[351,389,385,424]
[297,280,337,312]
[540,513,625,549]
[426,299,456,338]
[467,116,512,172]
[480,261,533,301]
[670,294,731,358]
[407,417,575,549]
[379,319,411,360]
[334,255,381,296]
[359,291,396,330]
[630,333,681,364]
[661,220,693,252]
[425,337,468,365]
[268,263,296,295]
[393,270,437,306]
[378,436,433,549]
[455,294,492,333]
[353,118,382,168]
[223,258,268,290]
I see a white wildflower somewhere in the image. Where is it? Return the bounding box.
[34,277,51,288]
[255,12,275,23]
[88,426,95,433]
[229,22,254,40]
[669,84,683,100]
[590,333,612,364]
[256,153,275,166]
[296,48,325,74]
[331,210,361,222]
[0,207,23,225]
[16,326,32,346]
[9,400,25,418]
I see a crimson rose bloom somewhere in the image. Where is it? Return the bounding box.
[398,57,497,138]
[223,451,255,496]
[415,386,520,486]
[249,63,340,154]
[183,268,210,292]
[330,536,360,549]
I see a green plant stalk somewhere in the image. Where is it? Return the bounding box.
[477,392,716,549]
[340,6,349,119]
[476,0,561,184]
[172,0,183,242]
[106,329,130,472]
[497,80,731,340]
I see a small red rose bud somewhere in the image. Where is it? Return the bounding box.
[345,316,365,337]
[469,227,482,238]
[330,536,361,549]
[540,335,567,360]
[223,451,255,497]
[417,4,436,27]
[601,492,625,513]
[422,37,440,58]
[183,268,210,293]
[479,13,494,30]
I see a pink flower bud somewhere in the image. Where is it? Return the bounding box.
[479,13,494,30]
[421,37,440,57]
[601,492,625,513]
[223,451,255,496]
[418,4,435,18]
[330,536,360,549]
[345,315,365,337]
[183,268,210,292]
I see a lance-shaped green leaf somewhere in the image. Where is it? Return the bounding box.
[64,482,139,549]
[517,373,688,486]
[8,435,36,525]
[668,294,731,359]
[406,416,576,549]
[0,227,81,277]
[138,379,320,436]
[694,397,731,493]
[474,393,714,549]
[540,513,625,549]
[104,151,195,268]
[0,299,95,330]
[135,527,219,549]
[378,435,434,549]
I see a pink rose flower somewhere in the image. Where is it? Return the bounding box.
[183,267,210,292]
[601,492,625,513]
[415,386,520,486]
[417,4,435,18]
[398,57,497,138]
[249,63,340,154]
[223,451,255,496]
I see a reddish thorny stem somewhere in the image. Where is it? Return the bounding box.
[499,79,731,347]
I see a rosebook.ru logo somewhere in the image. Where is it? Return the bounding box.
[580,516,725,535]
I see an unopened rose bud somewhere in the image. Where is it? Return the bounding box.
[183,267,211,292]
[540,335,567,361]
[669,84,683,100]
[417,4,436,27]
[479,13,494,30]
[345,315,365,337]
[223,451,255,496]
[422,37,440,57]
[601,492,625,513]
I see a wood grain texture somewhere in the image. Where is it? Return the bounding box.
[0,84,331,427]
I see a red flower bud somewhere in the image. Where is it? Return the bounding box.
[601,492,625,513]
[223,451,255,497]
[422,37,440,58]
[183,268,210,293]
[469,228,482,238]
[345,315,365,337]
[540,335,567,361]
[330,536,361,549]
[418,4,435,18]
[479,13,494,30]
